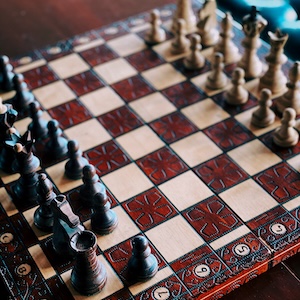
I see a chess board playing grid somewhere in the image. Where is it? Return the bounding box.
[0,1,299,300]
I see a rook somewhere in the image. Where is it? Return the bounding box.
[71,230,107,295]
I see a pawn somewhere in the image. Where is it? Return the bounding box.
[183,34,205,70]
[28,101,48,140]
[276,61,300,115]
[45,119,68,160]
[205,52,228,90]
[80,164,104,208]
[91,192,118,235]
[273,108,299,147]
[11,74,34,114]
[225,68,249,105]
[251,88,275,128]
[171,18,190,55]
[0,55,14,91]
[127,236,158,282]
[34,173,56,232]
[65,140,89,180]
[145,10,166,45]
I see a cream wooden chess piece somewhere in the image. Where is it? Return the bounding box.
[145,10,166,45]
[214,12,240,63]
[259,30,288,94]
[171,0,196,33]
[197,0,219,47]
[276,61,300,114]
[225,68,249,105]
[273,107,299,147]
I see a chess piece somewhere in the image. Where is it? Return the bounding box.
[10,133,40,204]
[171,18,190,55]
[0,100,18,173]
[10,73,34,114]
[251,88,275,128]
[65,140,89,180]
[127,236,158,282]
[51,194,84,257]
[171,0,196,33]
[197,0,219,47]
[70,230,107,295]
[34,173,56,232]
[183,34,205,70]
[205,52,228,90]
[28,101,48,140]
[214,12,240,63]
[0,55,14,91]
[273,107,299,147]
[276,61,300,114]
[259,30,288,94]
[45,119,68,159]
[145,10,166,45]
[0,128,19,174]
[80,164,103,208]
[225,68,249,105]
[238,6,268,78]
[91,192,118,235]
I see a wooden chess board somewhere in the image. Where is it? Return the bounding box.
[0,1,299,299]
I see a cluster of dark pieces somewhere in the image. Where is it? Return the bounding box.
[0,56,158,295]
[146,1,299,146]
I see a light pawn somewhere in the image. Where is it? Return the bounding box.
[206,52,228,90]
[171,18,190,55]
[251,88,275,128]
[183,34,205,70]
[225,68,248,105]
[145,10,166,45]
[273,107,299,147]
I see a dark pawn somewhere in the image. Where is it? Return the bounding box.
[127,236,158,282]
[80,164,103,208]
[11,142,40,204]
[51,195,84,257]
[34,173,56,232]
[45,119,68,160]
[65,140,89,180]
[28,101,48,140]
[0,55,14,91]
[70,230,107,295]
[11,74,34,114]
[91,192,118,235]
